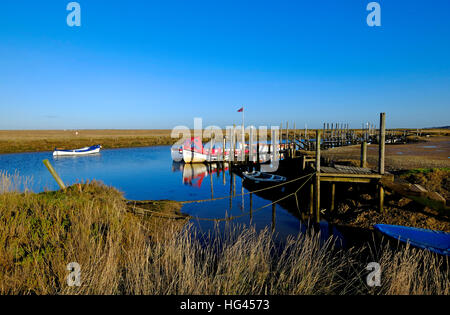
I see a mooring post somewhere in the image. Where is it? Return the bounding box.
[280,122,283,149]
[272,203,276,233]
[330,183,335,212]
[315,130,321,223]
[209,137,214,163]
[209,164,214,199]
[43,159,66,190]
[249,126,254,163]
[378,113,386,212]
[249,192,253,221]
[293,122,297,146]
[232,125,236,165]
[241,125,245,163]
[360,141,367,168]
[229,171,233,210]
[286,121,289,153]
[379,184,385,212]
[222,136,226,163]
[379,113,386,175]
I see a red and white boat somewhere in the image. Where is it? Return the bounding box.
[182,137,207,163]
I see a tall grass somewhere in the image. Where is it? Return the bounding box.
[0,173,448,295]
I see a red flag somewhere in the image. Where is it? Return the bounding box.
[237,107,244,112]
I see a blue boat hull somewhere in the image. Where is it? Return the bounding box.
[374,224,450,256]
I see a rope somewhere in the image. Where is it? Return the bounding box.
[128,173,314,223]
[179,172,315,205]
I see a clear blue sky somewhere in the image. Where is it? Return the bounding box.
[1,0,449,129]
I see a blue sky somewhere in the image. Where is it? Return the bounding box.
[0,0,449,129]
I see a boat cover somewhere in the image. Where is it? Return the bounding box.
[374,224,450,256]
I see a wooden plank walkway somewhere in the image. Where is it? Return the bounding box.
[321,164,378,175]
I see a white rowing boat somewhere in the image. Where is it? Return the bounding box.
[53,145,102,156]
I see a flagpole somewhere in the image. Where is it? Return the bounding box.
[242,108,244,161]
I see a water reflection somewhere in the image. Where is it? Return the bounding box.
[0,146,346,243]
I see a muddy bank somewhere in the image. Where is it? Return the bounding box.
[327,169,450,232]
[322,136,450,171]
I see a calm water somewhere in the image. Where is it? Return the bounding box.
[0,146,343,241]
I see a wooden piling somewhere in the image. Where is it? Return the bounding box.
[222,136,226,162]
[315,130,321,223]
[249,192,253,221]
[330,183,335,212]
[209,164,214,199]
[379,184,385,212]
[43,159,66,190]
[272,203,276,233]
[360,141,367,168]
[379,113,386,175]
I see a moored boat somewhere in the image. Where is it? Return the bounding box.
[171,145,184,162]
[374,224,450,256]
[242,171,286,184]
[53,145,102,156]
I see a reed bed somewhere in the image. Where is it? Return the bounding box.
[0,172,448,295]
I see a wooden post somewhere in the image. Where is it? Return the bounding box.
[209,164,214,199]
[249,126,254,163]
[330,183,335,212]
[286,121,289,149]
[229,171,233,210]
[210,137,215,163]
[280,122,283,148]
[379,184,385,212]
[315,130,321,223]
[249,192,253,221]
[323,123,325,141]
[272,203,276,233]
[232,125,236,165]
[43,159,66,190]
[293,122,297,148]
[360,141,367,168]
[223,162,226,185]
[222,136,226,162]
[241,125,245,163]
[379,113,386,175]
[309,182,314,215]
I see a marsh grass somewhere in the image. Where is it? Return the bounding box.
[0,173,448,295]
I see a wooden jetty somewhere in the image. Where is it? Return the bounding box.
[307,113,394,222]
[220,112,395,223]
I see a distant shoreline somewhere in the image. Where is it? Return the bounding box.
[0,129,176,154]
[1,128,449,155]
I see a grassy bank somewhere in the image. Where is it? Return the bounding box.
[0,173,448,295]
[0,130,175,154]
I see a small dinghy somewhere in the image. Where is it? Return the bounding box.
[374,224,450,256]
[53,144,102,157]
[242,171,286,184]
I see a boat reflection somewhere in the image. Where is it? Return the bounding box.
[171,162,229,188]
